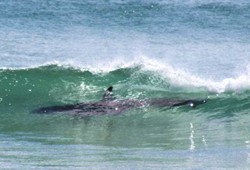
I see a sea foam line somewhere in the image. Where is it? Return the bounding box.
[134,56,250,93]
[1,56,250,93]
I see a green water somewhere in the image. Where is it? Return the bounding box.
[0,66,250,169]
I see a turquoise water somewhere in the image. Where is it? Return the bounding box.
[1,0,250,169]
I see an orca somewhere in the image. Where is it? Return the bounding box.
[32,86,207,117]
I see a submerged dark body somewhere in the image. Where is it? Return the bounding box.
[33,87,206,116]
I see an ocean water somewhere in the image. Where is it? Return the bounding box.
[1,0,250,169]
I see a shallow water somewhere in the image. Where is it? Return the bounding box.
[1,0,250,169]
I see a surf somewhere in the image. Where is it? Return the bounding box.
[1,64,249,118]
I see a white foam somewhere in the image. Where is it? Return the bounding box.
[120,55,250,93]
[41,56,250,93]
[2,55,250,93]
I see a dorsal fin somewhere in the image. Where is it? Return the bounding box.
[102,86,115,101]
[106,86,113,92]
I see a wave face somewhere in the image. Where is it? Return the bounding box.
[1,64,250,121]
[1,65,250,168]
